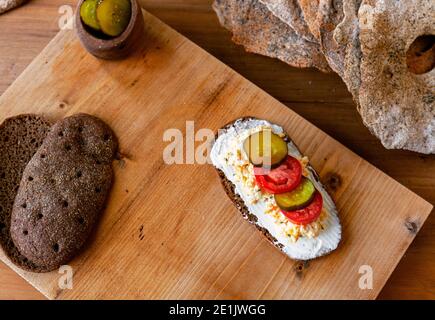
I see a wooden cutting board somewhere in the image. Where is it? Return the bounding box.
[0,9,432,300]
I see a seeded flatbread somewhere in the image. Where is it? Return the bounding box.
[0,114,52,272]
[213,0,235,29]
[259,0,318,43]
[318,0,346,76]
[213,0,331,72]
[298,0,321,40]
[10,114,118,271]
[334,0,362,106]
[0,0,27,14]
[358,0,435,154]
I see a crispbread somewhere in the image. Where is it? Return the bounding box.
[318,0,345,76]
[358,0,435,154]
[0,114,51,272]
[298,0,321,40]
[212,0,234,30]
[259,0,318,43]
[213,0,331,72]
[0,0,26,14]
[334,0,362,106]
[10,114,118,272]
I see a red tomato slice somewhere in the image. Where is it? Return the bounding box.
[253,156,302,194]
[281,191,323,225]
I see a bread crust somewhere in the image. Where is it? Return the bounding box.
[0,114,52,272]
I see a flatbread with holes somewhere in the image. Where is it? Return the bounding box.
[213,0,331,72]
[10,114,118,272]
[358,0,435,154]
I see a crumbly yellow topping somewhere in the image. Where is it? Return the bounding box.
[224,143,327,242]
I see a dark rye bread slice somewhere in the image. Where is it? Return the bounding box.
[214,117,283,252]
[0,114,52,272]
[10,114,118,272]
[217,169,284,251]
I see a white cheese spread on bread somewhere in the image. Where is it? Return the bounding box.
[211,118,341,260]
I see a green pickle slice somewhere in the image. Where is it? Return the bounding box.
[243,129,288,167]
[96,0,132,37]
[274,177,316,211]
[80,0,101,31]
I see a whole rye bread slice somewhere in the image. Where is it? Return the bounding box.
[10,114,118,272]
[211,117,341,260]
[214,117,283,252]
[217,168,284,250]
[259,0,318,43]
[0,114,52,272]
[213,0,331,73]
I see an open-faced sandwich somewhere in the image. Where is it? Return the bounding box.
[211,117,341,260]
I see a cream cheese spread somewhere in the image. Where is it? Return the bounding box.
[211,118,341,260]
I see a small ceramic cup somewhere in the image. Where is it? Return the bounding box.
[75,0,144,60]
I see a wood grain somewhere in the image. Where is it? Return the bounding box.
[0,8,432,300]
[0,0,433,300]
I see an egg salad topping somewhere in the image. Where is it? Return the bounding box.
[221,126,327,242]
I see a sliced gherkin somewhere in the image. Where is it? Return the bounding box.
[243,129,288,168]
[96,0,132,37]
[80,0,101,31]
[274,177,316,211]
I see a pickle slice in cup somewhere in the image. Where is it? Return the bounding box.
[96,0,132,37]
[80,0,101,31]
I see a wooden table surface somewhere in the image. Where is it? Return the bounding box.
[0,0,433,300]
